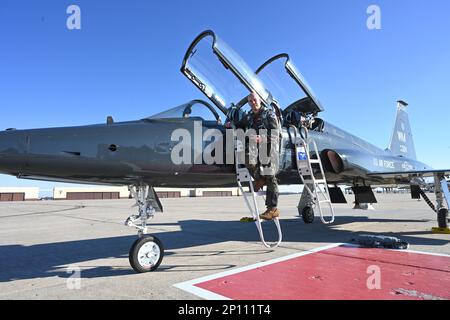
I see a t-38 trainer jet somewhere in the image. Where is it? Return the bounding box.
[0,30,448,272]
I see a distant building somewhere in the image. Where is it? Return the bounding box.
[52,186,240,200]
[0,188,39,201]
[0,185,251,201]
[53,186,130,200]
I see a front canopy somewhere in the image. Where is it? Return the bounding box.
[181,30,271,115]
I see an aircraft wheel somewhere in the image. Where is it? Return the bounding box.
[129,235,164,273]
[301,207,315,224]
[438,208,449,229]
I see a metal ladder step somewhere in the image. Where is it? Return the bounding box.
[304,179,327,184]
[243,191,267,197]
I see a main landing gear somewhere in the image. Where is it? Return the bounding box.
[417,173,450,234]
[431,174,450,234]
[125,185,164,273]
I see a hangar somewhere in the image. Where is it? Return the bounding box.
[0,188,39,202]
[52,186,240,200]
[53,186,131,200]
[0,186,242,201]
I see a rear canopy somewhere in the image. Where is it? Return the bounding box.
[255,53,324,116]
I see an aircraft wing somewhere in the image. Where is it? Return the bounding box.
[367,169,450,179]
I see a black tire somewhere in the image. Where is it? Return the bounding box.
[438,208,449,229]
[129,235,164,273]
[301,206,315,224]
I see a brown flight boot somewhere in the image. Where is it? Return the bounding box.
[259,207,280,221]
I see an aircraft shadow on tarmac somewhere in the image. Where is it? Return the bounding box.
[0,216,448,282]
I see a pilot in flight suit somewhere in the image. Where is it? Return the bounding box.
[229,92,281,221]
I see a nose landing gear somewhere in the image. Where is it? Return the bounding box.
[125,185,164,273]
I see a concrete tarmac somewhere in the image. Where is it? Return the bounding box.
[0,193,448,299]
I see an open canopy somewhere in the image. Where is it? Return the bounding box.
[181,30,271,114]
[255,54,324,116]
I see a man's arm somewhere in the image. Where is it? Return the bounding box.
[266,110,279,130]
[265,109,281,151]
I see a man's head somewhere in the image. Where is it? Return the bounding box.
[248,92,262,113]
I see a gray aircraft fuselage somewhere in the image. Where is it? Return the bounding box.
[0,105,432,188]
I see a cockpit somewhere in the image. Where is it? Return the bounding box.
[173,30,325,132]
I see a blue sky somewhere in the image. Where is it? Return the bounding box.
[1,0,450,194]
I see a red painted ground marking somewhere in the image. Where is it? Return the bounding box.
[194,246,450,300]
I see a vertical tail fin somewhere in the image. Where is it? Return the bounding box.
[388,100,417,160]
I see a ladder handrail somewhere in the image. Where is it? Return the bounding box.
[291,126,335,225]
[309,139,335,224]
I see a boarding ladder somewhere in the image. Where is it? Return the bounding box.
[289,126,335,224]
[233,133,282,249]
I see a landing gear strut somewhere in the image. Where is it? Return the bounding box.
[437,208,449,229]
[125,185,164,273]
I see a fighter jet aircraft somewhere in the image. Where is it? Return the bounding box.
[1,30,449,272]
